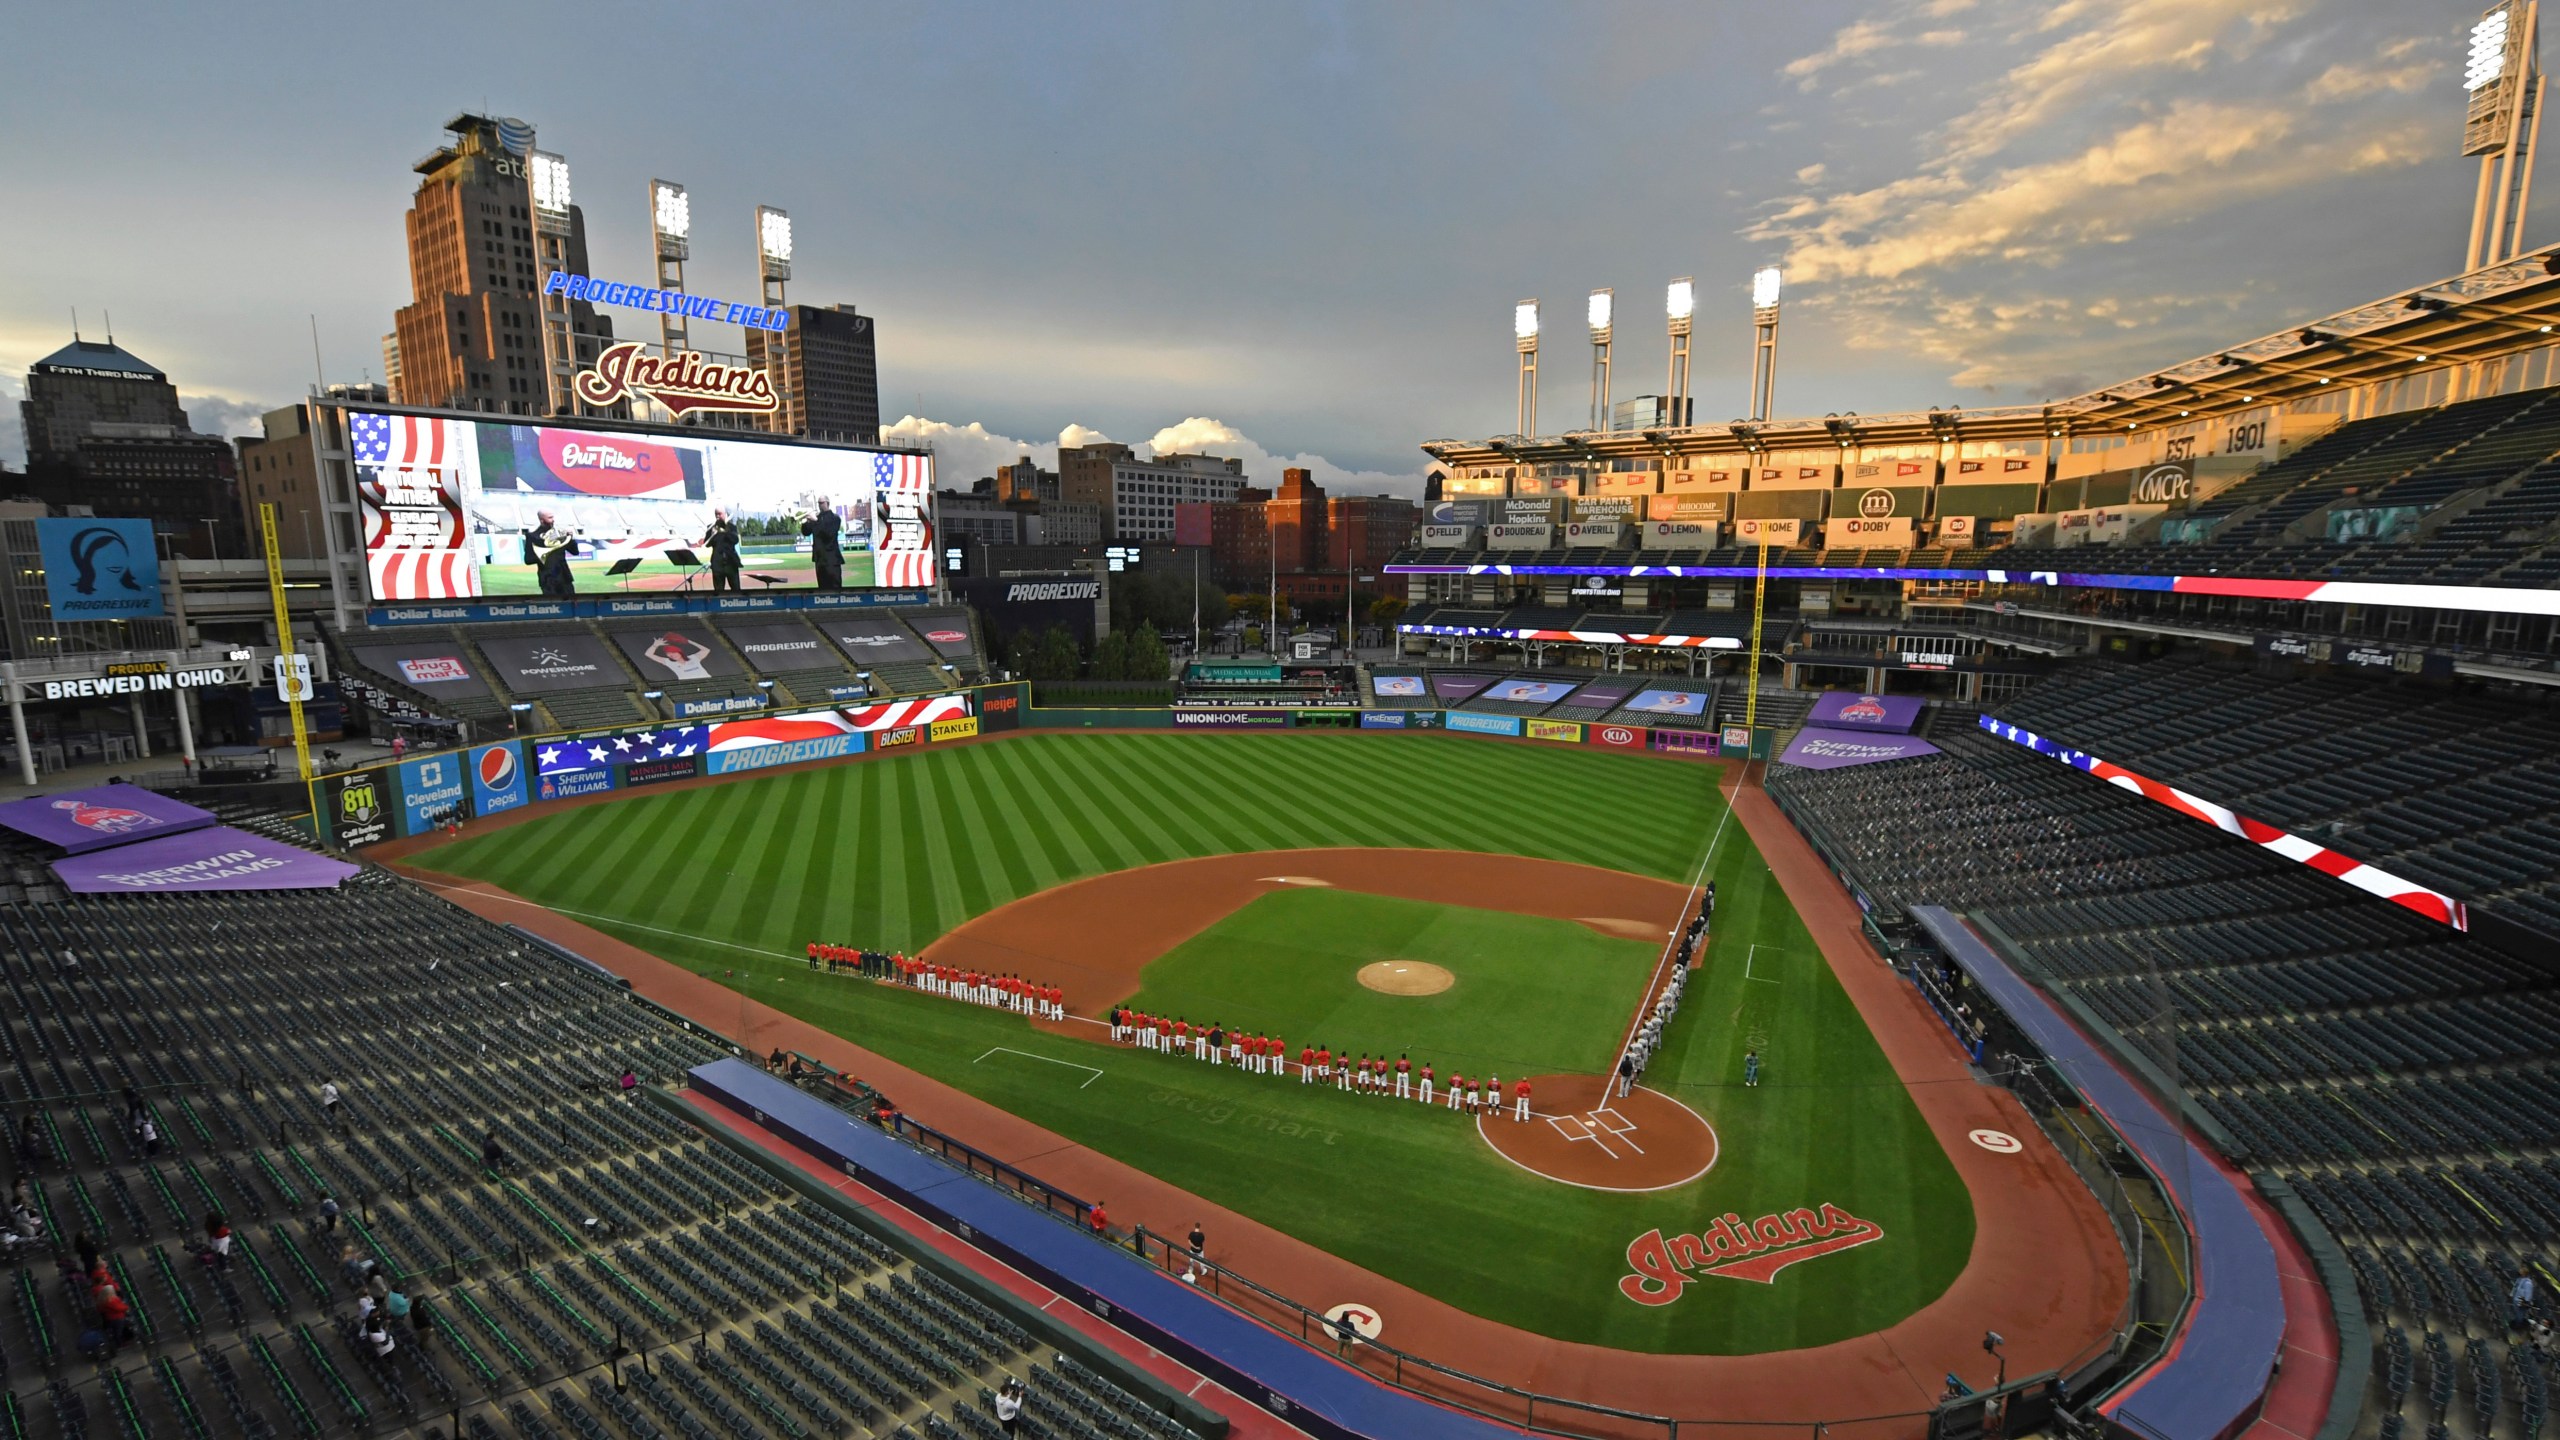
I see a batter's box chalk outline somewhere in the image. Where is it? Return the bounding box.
[1743,944,1787,984]
[973,1046,1105,1090]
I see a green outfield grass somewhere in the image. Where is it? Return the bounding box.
[424,732,1973,1354]
[1123,889,1658,1079]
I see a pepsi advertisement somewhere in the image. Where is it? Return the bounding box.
[469,742,529,816]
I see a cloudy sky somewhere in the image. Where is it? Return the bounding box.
[0,0,2478,491]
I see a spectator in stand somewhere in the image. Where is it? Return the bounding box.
[994,1378,1026,1434]
[1086,1200,1108,1236]
[94,1280,134,1349]
[197,1213,232,1269]
[17,1113,45,1169]
[317,1196,341,1235]
[618,1066,639,1100]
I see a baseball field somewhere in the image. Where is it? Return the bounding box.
[422,731,1973,1355]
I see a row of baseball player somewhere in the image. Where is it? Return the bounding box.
[1105,1009,1540,1121]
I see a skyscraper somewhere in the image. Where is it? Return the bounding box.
[17,336,240,557]
[745,303,880,442]
[389,113,619,417]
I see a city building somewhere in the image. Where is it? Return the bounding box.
[1034,500,1103,544]
[16,337,242,557]
[745,302,880,442]
[236,405,329,559]
[389,112,618,416]
[937,489,1023,548]
[1057,441,1134,522]
[1178,468,1418,614]
[1328,493,1422,576]
[1104,452,1250,541]
[997,456,1060,505]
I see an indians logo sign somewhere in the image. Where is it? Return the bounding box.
[573,342,779,416]
[53,798,157,836]
[1839,695,1890,724]
[1619,1202,1884,1304]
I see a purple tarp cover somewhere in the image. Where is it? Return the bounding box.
[1430,674,1493,701]
[1778,727,1943,770]
[1806,691,1926,733]
[0,783,217,854]
[52,826,359,892]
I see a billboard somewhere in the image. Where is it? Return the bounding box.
[1359,711,1408,728]
[1590,723,1645,748]
[625,754,702,786]
[1778,729,1942,770]
[952,575,1099,650]
[395,752,469,836]
[1623,688,1709,717]
[474,632,625,693]
[1525,719,1582,743]
[1446,711,1522,736]
[1482,678,1581,704]
[1430,674,1494,702]
[1372,674,1427,699]
[976,685,1024,732]
[324,770,394,847]
[610,624,745,683]
[1169,709,1291,727]
[722,621,833,668]
[52,828,359,893]
[352,409,936,602]
[538,768,617,801]
[1807,691,1925,733]
[1571,679,1639,710]
[36,518,162,620]
[352,643,493,697]
[469,742,530,816]
[0,784,215,854]
[822,616,932,665]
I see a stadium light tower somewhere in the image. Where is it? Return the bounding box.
[649,180,691,368]
[2466,0,2545,268]
[1666,278,1695,428]
[1748,265,1783,423]
[1587,288,1614,432]
[1514,300,1540,436]
[526,147,579,415]
[756,205,794,434]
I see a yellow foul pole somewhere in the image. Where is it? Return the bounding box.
[1742,538,1769,739]
[261,503,313,784]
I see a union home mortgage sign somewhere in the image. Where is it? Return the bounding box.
[12,657,254,703]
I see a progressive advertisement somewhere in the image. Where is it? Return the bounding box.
[36,518,163,620]
[1446,712,1522,736]
[352,409,936,602]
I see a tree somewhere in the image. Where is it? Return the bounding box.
[1124,622,1170,680]
[1034,625,1083,681]
[1091,629,1131,680]
[1367,596,1408,627]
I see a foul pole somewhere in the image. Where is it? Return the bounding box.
[1742,538,1769,743]
[261,503,314,788]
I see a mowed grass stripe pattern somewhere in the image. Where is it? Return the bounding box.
[435,734,1729,955]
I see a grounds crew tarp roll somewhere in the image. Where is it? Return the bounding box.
[0,783,217,854]
[52,826,359,892]
[474,632,627,694]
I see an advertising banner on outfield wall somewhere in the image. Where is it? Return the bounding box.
[976,685,1024,732]
[931,716,979,742]
[538,767,617,801]
[395,752,469,836]
[624,755,701,787]
[705,731,868,774]
[1170,709,1292,728]
[1590,723,1645,749]
[1359,711,1408,728]
[1525,719,1582,743]
[1655,729,1721,756]
[1445,711,1522,736]
[323,770,395,848]
[468,742,529,816]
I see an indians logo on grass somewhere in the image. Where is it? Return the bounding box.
[1618,1202,1884,1305]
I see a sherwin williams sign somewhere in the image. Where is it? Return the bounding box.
[0,784,215,854]
[1777,729,1943,770]
[52,828,358,892]
[36,518,162,619]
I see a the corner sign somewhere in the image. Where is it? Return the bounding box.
[574,343,779,417]
[1619,1202,1884,1304]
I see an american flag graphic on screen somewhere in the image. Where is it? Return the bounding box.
[869,451,937,589]
[354,413,480,601]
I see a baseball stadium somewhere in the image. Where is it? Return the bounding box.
[15,13,2560,1440]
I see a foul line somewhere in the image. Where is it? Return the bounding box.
[973,1047,1105,1089]
[1609,778,1737,1078]
[1744,944,1785,984]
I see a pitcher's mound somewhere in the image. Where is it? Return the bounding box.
[1358,960,1454,995]
[1480,1074,1719,1192]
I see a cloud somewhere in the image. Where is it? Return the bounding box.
[179,392,274,442]
[879,414,1429,499]
[1781,5,1967,85]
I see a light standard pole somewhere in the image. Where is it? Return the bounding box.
[1587,288,1613,432]
[1665,278,1694,428]
[1514,300,1540,436]
[1749,267,1783,423]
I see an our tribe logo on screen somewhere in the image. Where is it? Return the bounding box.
[572,342,778,416]
[54,796,157,836]
[1618,1202,1884,1304]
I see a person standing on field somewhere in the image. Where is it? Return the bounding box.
[1513,1077,1533,1122]
[1394,1054,1412,1099]
[1417,1063,1435,1107]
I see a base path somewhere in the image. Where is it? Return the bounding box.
[397,764,2126,1432]
[1480,1076,1719,1192]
